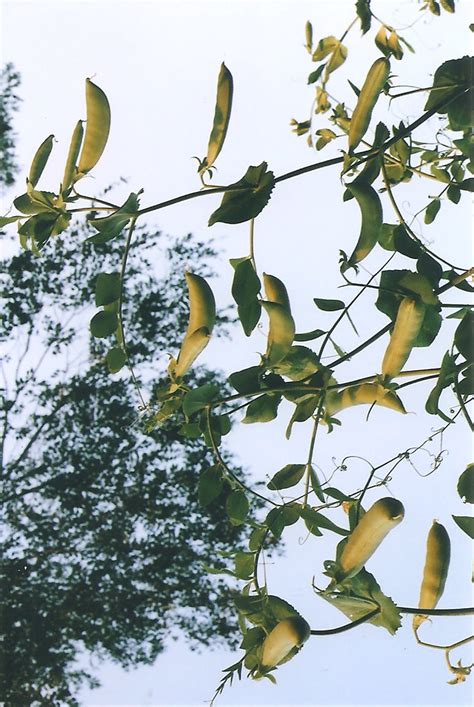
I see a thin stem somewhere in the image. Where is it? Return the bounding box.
[310,607,381,636]
[71,189,119,208]
[415,632,474,652]
[303,405,323,507]
[249,218,256,271]
[399,606,474,617]
[454,374,474,432]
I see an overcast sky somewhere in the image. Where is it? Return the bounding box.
[2,1,473,705]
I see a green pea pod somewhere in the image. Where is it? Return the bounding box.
[348,58,390,152]
[263,273,292,313]
[77,78,111,174]
[203,63,233,172]
[62,120,84,192]
[381,297,426,380]
[263,301,295,367]
[28,134,54,187]
[325,382,406,417]
[346,183,383,267]
[170,272,216,379]
[413,521,451,631]
[260,616,310,669]
[338,497,405,580]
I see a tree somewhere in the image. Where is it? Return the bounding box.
[1,0,473,703]
[0,63,20,189]
[0,80,264,705]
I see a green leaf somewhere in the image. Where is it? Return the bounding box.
[294,328,326,342]
[90,310,118,338]
[14,191,56,215]
[228,366,263,394]
[95,272,121,306]
[425,351,457,419]
[242,393,281,424]
[285,394,319,439]
[267,464,306,490]
[310,466,325,503]
[298,507,349,536]
[454,310,474,360]
[178,422,202,439]
[273,345,320,381]
[457,464,474,503]
[234,552,255,580]
[356,0,372,34]
[378,224,422,259]
[416,253,443,287]
[459,178,474,192]
[452,515,474,539]
[325,487,352,501]
[424,198,441,225]
[238,301,262,337]
[226,490,249,525]
[308,65,325,84]
[447,184,461,203]
[106,347,127,373]
[265,505,299,538]
[182,383,219,418]
[313,297,345,311]
[231,257,261,304]
[88,192,141,243]
[198,466,224,506]
[208,162,274,226]
[240,626,266,651]
[0,215,22,227]
[248,527,267,552]
[424,57,474,131]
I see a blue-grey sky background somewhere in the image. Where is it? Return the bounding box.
[1,0,473,705]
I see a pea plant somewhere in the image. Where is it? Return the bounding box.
[2,0,473,700]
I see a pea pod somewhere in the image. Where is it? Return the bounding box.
[28,134,54,187]
[263,301,295,367]
[381,297,425,380]
[338,497,405,580]
[202,63,233,173]
[260,616,310,669]
[170,272,216,379]
[413,521,451,631]
[263,273,292,313]
[77,78,111,175]
[62,120,84,192]
[346,183,383,267]
[325,382,406,417]
[348,58,390,152]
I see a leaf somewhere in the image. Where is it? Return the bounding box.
[198,466,224,506]
[424,57,474,131]
[424,198,441,225]
[90,310,118,338]
[356,0,372,34]
[228,366,263,394]
[313,297,345,311]
[425,351,457,418]
[95,272,121,306]
[0,215,22,227]
[208,162,274,226]
[238,301,262,337]
[416,253,443,287]
[234,552,255,580]
[308,65,325,85]
[267,464,306,490]
[452,515,474,539]
[454,310,474,360]
[182,383,219,418]
[298,507,349,536]
[243,394,282,424]
[248,527,267,552]
[240,626,266,651]
[378,223,422,259]
[106,347,127,373]
[312,36,339,61]
[231,257,261,305]
[324,44,348,80]
[294,328,326,342]
[203,62,233,172]
[88,192,141,243]
[457,464,474,503]
[265,506,299,538]
[226,490,249,525]
[310,466,326,503]
[285,394,319,439]
[447,184,461,203]
[273,346,320,381]
[14,190,56,215]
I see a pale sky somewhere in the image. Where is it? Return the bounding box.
[1,1,473,705]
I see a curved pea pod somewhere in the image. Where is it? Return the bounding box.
[338,497,405,580]
[325,382,406,417]
[201,62,233,173]
[28,134,54,188]
[170,272,216,379]
[348,58,390,152]
[62,120,84,192]
[263,273,291,313]
[260,616,311,670]
[413,521,451,632]
[345,183,383,268]
[262,301,295,367]
[77,78,111,175]
[381,297,426,380]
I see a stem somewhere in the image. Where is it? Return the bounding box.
[310,607,381,636]
[399,606,474,617]
[249,218,257,271]
[303,405,323,507]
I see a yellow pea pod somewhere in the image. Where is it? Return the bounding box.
[263,273,292,313]
[77,78,111,175]
[262,301,295,367]
[338,497,405,580]
[381,297,425,380]
[62,120,84,192]
[28,134,54,188]
[348,58,390,152]
[346,183,383,267]
[325,382,406,417]
[171,272,216,379]
[413,521,451,632]
[203,63,233,172]
[260,616,310,669]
